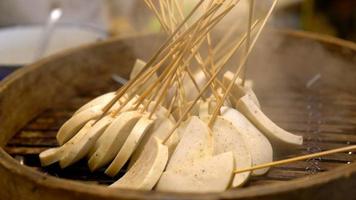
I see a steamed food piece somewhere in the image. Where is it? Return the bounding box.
[40,120,94,166]
[128,117,179,168]
[59,116,115,168]
[210,117,252,187]
[199,100,210,119]
[223,71,260,108]
[110,137,168,190]
[221,107,273,175]
[105,116,154,176]
[130,59,158,94]
[56,105,103,145]
[236,95,303,148]
[88,111,142,171]
[166,116,213,171]
[147,101,176,123]
[171,101,200,121]
[182,70,207,101]
[207,93,232,113]
[245,79,254,89]
[130,59,150,79]
[74,93,129,116]
[39,147,61,167]
[74,92,116,115]
[156,152,234,193]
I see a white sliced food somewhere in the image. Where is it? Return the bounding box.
[207,93,232,114]
[110,137,168,190]
[199,100,210,119]
[105,116,154,176]
[39,147,61,167]
[156,152,234,193]
[164,131,180,156]
[128,117,178,168]
[166,116,213,171]
[171,101,200,121]
[88,111,142,171]
[223,71,260,108]
[221,107,273,176]
[130,59,158,94]
[147,101,176,123]
[211,117,252,187]
[56,105,103,145]
[182,70,207,101]
[236,95,303,148]
[245,79,254,89]
[74,92,115,115]
[59,116,115,168]
[40,120,94,166]
[130,59,147,79]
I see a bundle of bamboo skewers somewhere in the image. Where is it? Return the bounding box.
[39,0,356,193]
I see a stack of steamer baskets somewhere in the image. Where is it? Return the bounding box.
[1,1,356,199]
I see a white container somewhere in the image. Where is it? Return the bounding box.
[0,24,107,66]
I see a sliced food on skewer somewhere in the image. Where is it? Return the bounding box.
[88,111,142,171]
[156,151,234,193]
[110,137,168,190]
[236,95,303,149]
[59,116,115,168]
[182,70,207,101]
[210,116,252,187]
[74,92,116,115]
[221,107,273,175]
[130,59,158,94]
[171,101,200,121]
[165,116,213,171]
[40,120,95,166]
[105,116,155,176]
[128,116,179,168]
[223,71,261,108]
[147,102,176,123]
[198,100,210,119]
[74,93,128,116]
[56,105,103,145]
[130,59,158,81]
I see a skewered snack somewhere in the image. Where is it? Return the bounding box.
[44,0,356,193]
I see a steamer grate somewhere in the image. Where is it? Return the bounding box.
[4,76,356,188]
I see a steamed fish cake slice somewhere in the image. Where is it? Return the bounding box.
[59,116,115,168]
[87,96,141,157]
[88,111,142,171]
[156,152,234,193]
[74,92,115,115]
[236,95,303,149]
[171,101,200,121]
[40,120,94,166]
[221,107,273,175]
[182,70,207,101]
[211,117,252,187]
[129,59,158,95]
[147,102,176,123]
[166,116,213,171]
[110,137,168,190]
[56,105,103,145]
[223,71,260,108]
[130,59,147,79]
[105,116,154,176]
[128,117,179,168]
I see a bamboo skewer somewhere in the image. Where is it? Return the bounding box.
[242,0,255,85]
[234,145,356,174]
[208,0,278,127]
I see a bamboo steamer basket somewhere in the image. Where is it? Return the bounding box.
[0,30,356,200]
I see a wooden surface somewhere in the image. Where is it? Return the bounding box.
[0,30,356,200]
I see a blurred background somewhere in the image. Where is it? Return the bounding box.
[0,0,355,78]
